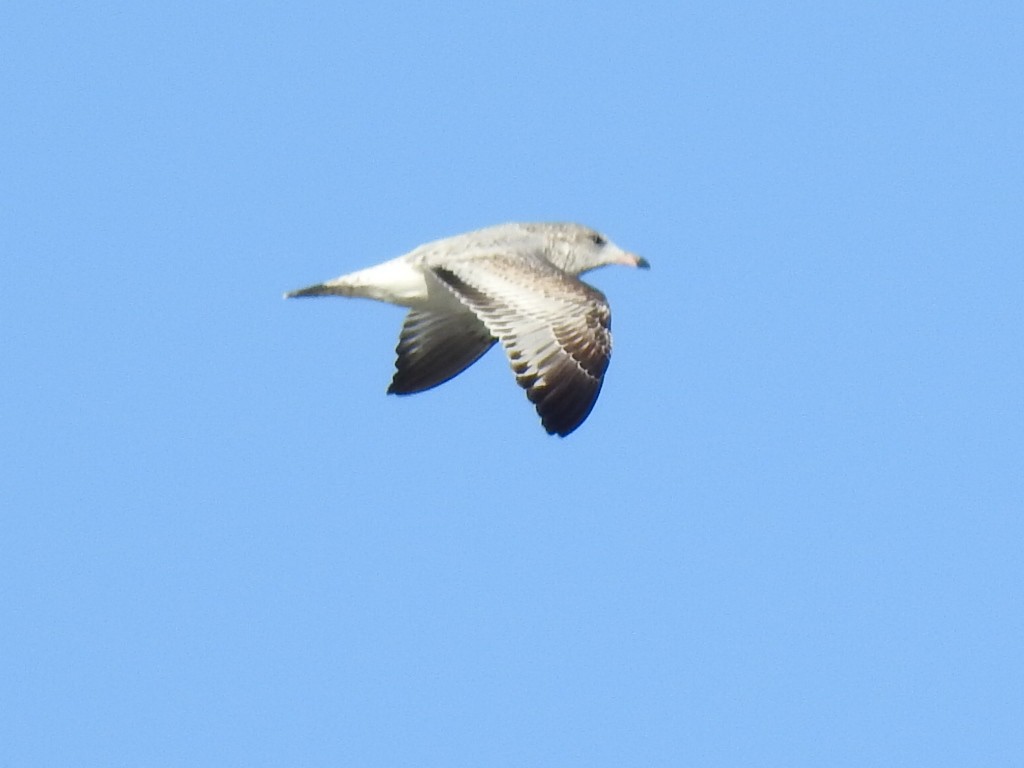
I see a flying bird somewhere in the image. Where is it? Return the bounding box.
[285,222,648,436]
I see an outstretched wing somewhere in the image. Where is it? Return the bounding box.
[431,255,612,436]
[388,308,496,394]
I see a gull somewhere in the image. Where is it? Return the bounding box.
[285,222,649,436]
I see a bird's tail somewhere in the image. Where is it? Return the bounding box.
[284,257,430,306]
[284,279,356,299]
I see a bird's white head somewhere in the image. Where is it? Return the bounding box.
[538,222,650,276]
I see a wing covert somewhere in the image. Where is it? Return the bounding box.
[431,256,612,436]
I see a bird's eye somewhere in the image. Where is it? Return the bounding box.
[590,233,607,246]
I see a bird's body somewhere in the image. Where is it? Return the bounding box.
[286,222,648,436]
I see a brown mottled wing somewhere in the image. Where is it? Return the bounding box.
[388,309,496,395]
[431,255,612,436]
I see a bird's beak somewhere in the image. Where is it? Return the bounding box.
[626,253,650,269]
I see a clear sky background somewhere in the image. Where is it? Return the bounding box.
[3,2,1022,766]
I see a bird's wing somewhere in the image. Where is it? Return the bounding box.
[431,255,612,436]
[388,308,496,395]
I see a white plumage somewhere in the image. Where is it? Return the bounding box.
[286,222,648,436]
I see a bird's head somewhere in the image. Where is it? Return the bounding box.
[540,223,650,276]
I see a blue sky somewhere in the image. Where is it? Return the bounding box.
[3,2,1022,765]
